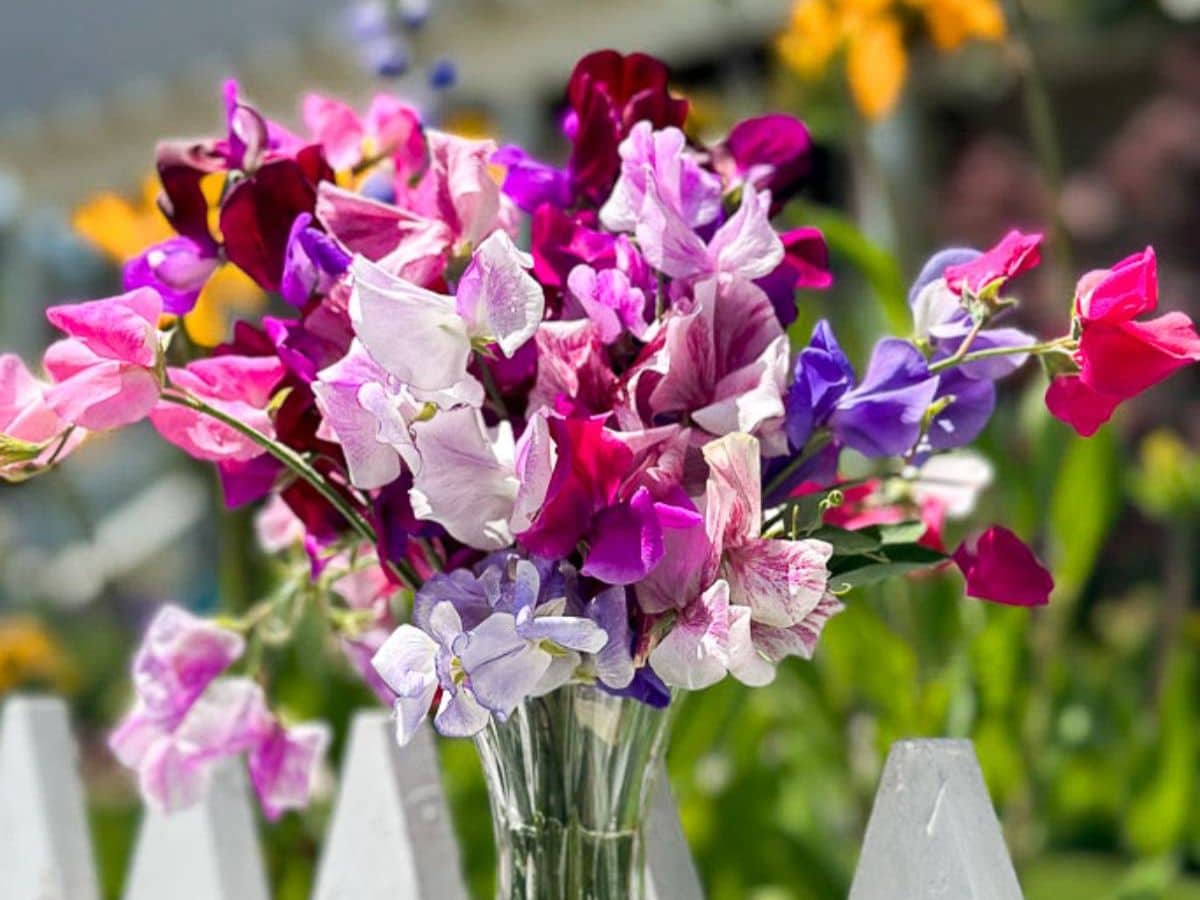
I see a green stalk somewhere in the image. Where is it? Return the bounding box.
[160,390,422,588]
[928,336,1072,374]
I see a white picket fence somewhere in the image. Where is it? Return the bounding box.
[0,695,1024,899]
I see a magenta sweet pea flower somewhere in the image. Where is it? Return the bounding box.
[280,213,352,307]
[1046,248,1200,436]
[953,526,1053,607]
[716,113,812,210]
[150,355,286,461]
[42,288,163,431]
[943,229,1042,297]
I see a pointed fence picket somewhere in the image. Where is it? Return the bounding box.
[0,695,1025,899]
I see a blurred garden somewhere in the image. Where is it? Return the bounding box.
[1,0,1199,898]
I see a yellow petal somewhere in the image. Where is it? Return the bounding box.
[72,192,171,262]
[776,0,842,76]
[919,0,1006,49]
[183,265,265,347]
[846,16,909,120]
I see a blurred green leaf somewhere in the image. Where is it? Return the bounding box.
[1049,428,1120,605]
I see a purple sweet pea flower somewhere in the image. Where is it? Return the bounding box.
[247,721,330,821]
[927,368,996,451]
[785,319,855,451]
[122,237,220,316]
[280,213,351,308]
[492,146,572,214]
[718,114,813,211]
[831,339,939,457]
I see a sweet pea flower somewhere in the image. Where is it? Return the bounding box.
[123,237,220,316]
[563,50,689,205]
[567,264,649,343]
[715,114,812,210]
[280,213,352,307]
[247,720,330,820]
[755,227,833,327]
[703,433,835,632]
[348,231,542,404]
[313,341,418,489]
[827,337,939,458]
[150,355,286,461]
[492,146,572,214]
[599,123,722,234]
[943,230,1042,298]
[373,581,605,744]
[302,92,425,174]
[953,526,1054,607]
[42,288,164,431]
[1046,248,1200,436]
[0,354,81,479]
[635,278,790,452]
[637,181,784,285]
[527,320,618,415]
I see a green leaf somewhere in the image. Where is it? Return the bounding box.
[827,543,947,589]
[809,525,882,555]
[875,521,929,546]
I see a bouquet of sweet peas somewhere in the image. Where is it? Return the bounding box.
[2,50,1197,820]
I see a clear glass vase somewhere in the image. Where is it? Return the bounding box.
[474,683,673,900]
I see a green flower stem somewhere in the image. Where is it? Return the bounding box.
[927,337,1072,374]
[763,430,834,502]
[926,317,986,374]
[159,390,422,588]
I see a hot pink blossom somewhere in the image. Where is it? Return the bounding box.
[953,526,1053,607]
[943,230,1042,297]
[303,92,424,174]
[150,355,286,461]
[42,288,163,430]
[1047,248,1200,436]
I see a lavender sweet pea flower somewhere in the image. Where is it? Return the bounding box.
[926,368,996,451]
[280,213,351,307]
[831,339,939,458]
[123,237,219,316]
[567,264,649,343]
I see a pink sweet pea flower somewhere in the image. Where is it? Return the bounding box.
[952,526,1053,607]
[247,721,330,821]
[943,230,1042,297]
[150,355,286,461]
[567,264,649,344]
[0,354,82,477]
[302,92,424,174]
[42,288,163,431]
[1046,248,1200,436]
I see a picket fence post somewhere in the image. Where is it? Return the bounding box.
[312,711,469,900]
[0,696,100,900]
[848,738,1024,900]
[122,760,271,900]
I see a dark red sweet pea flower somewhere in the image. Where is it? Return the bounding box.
[155,141,226,253]
[220,147,335,292]
[953,526,1053,607]
[1046,248,1200,436]
[564,50,688,206]
[718,114,812,211]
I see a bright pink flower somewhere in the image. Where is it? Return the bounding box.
[150,355,286,461]
[952,526,1053,607]
[1047,248,1200,435]
[303,92,424,174]
[943,230,1042,297]
[42,288,163,430]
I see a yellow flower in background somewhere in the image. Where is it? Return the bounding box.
[0,616,73,695]
[72,176,264,347]
[777,0,1007,120]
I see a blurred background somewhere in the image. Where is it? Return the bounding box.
[2,0,1200,897]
